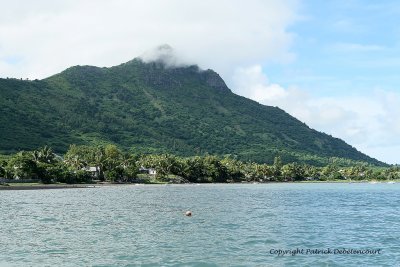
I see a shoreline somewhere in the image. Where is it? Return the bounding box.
[0,183,119,191]
[0,180,397,190]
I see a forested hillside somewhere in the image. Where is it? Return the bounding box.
[0,58,384,166]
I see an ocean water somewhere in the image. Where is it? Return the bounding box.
[0,183,399,266]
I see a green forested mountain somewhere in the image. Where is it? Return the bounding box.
[0,58,384,166]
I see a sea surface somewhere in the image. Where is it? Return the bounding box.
[1,183,399,266]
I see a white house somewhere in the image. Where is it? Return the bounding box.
[139,166,157,175]
[83,166,101,178]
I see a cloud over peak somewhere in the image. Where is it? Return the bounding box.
[0,0,299,80]
[139,44,192,68]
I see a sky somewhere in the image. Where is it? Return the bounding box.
[0,0,399,164]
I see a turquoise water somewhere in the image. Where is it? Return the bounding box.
[1,183,399,266]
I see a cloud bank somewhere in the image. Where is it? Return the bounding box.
[233,65,400,164]
[0,0,298,79]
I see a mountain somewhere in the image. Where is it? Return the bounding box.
[0,58,385,166]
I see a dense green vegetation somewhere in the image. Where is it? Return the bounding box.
[0,58,385,166]
[0,145,398,184]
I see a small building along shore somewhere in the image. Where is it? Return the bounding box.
[83,166,101,178]
[139,166,157,175]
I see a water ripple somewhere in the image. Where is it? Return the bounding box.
[0,183,399,266]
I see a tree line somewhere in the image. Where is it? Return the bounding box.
[0,145,399,184]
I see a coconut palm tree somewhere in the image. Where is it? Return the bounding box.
[31,146,55,163]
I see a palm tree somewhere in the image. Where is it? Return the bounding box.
[32,150,41,163]
[31,146,55,164]
[64,155,87,170]
[40,146,55,163]
[93,146,106,180]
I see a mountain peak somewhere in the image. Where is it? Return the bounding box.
[116,56,231,92]
[201,69,230,92]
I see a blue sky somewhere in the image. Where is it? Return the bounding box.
[266,0,400,96]
[0,0,399,163]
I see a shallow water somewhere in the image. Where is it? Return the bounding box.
[1,183,399,266]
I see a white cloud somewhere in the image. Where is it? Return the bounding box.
[139,44,187,67]
[233,65,400,164]
[0,0,299,79]
[233,65,288,101]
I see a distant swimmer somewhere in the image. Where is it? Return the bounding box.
[185,211,192,217]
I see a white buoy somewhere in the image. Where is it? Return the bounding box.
[185,211,192,217]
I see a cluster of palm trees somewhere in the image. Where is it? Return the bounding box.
[1,144,400,183]
[0,146,57,182]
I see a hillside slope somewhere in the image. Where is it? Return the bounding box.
[0,58,384,166]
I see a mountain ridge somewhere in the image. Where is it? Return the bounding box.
[0,58,386,166]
